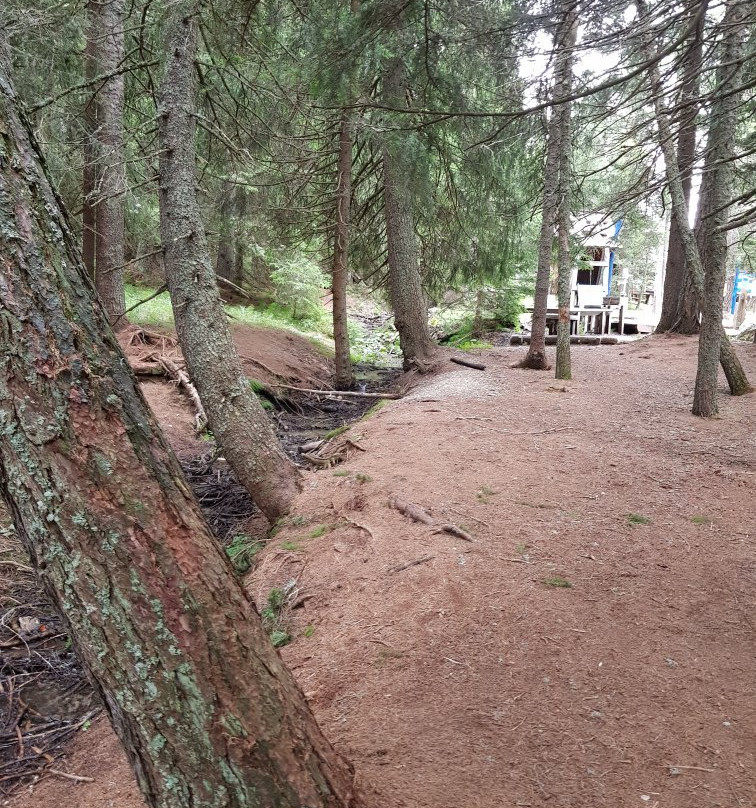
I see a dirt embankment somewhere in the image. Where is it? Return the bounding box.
[7,332,756,808]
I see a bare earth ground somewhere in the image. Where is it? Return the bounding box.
[7,333,755,808]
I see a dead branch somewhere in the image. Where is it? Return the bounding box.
[114,286,168,327]
[48,769,95,783]
[272,384,401,399]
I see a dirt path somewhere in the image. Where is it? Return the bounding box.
[9,335,755,808]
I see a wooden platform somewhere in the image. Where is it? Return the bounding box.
[544,305,624,336]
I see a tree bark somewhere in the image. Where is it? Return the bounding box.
[82,6,99,281]
[638,0,752,412]
[157,3,302,520]
[655,5,704,335]
[0,45,360,808]
[381,42,436,371]
[554,8,578,381]
[521,0,575,371]
[691,0,751,415]
[332,109,355,389]
[91,0,127,329]
[215,183,237,284]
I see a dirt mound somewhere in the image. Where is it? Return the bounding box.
[7,337,756,808]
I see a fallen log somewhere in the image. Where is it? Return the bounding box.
[510,334,619,346]
[450,356,486,371]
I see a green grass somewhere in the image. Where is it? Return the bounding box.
[225,534,264,574]
[690,515,712,525]
[269,513,307,538]
[543,575,572,588]
[124,284,407,367]
[456,338,493,352]
[627,513,651,526]
[308,524,329,538]
[303,625,315,638]
[332,470,351,477]
[124,284,334,345]
[125,284,174,329]
[261,588,292,648]
[280,540,302,551]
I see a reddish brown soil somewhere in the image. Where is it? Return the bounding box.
[120,323,333,458]
[8,333,755,808]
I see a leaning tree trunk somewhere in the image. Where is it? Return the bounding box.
[0,45,360,808]
[157,4,302,520]
[332,109,355,389]
[381,49,435,371]
[554,7,578,381]
[520,0,575,371]
[91,0,127,329]
[638,0,752,412]
[655,4,704,335]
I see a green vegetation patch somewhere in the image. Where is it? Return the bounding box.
[225,534,264,574]
[261,587,291,648]
[361,399,389,420]
[543,576,572,588]
[324,424,350,440]
[627,513,651,526]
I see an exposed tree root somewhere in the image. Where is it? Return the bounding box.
[515,349,551,370]
[389,495,474,542]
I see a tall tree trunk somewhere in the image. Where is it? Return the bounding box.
[638,0,752,411]
[157,3,302,520]
[555,201,572,379]
[91,0,127,329]
[82,8,99,280]
[381,47,435,371]
[655,5,704,334]
[233,187,247,286]
[332,109,355,389]
[691,0,751,415]
[554,8,578,381]
[215,181,237,286]
[0,44,360,808]
[520,0,575,371]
